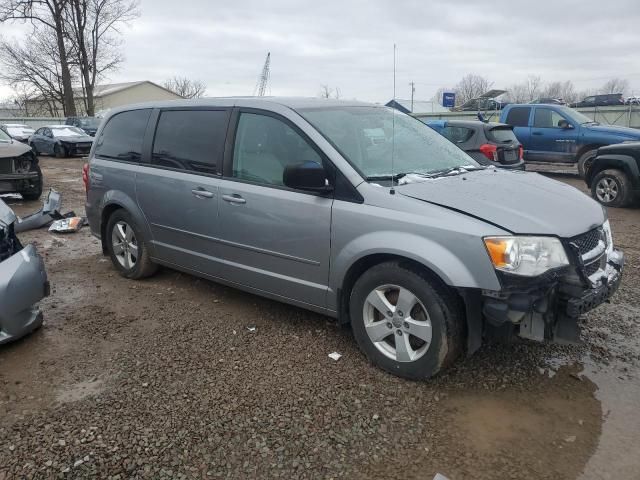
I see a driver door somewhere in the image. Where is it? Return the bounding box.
[216,110,333,308]
[529,107,578,162]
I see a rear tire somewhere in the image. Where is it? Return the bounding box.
[349,261,465,380]
[591,169,633,208]
[578,149,597,178]
[106,210,158,279]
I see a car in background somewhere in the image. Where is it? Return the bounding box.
[0,198,49,344]
[424,119,524,169]
[570,93,625,108]
[584,142,640,208]
[65,116,101,136]
[0,127,43,200]
[499,104,640,177]
[29,125,94,158]
[625,96,640,105]
[529,98,565,105]
[0,123,35,144]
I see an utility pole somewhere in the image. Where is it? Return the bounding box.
[409,82,416,112]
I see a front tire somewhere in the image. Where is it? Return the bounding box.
[349,262,465,380]
[106,210,158,279]
[20,165,43,201]
[578,149,597,178]
[591,169,634,207]
[54,143,66,158]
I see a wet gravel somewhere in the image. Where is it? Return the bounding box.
[0,158,638,479]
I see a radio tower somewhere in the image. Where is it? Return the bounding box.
[254,52,271,96]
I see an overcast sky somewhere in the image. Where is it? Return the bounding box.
[1,0,640,102]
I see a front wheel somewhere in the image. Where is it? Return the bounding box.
[591,169,634,208]
[53,143,66,158]
[578,149,597,178]
[20,165,43,201]
[106,210,158,279]
[349,262,465,380]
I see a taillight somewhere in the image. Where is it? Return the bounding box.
[519,145,524,160]
[82,163,90,196]
[479,144,498,161]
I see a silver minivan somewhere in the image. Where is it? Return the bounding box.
[85,98,624,379]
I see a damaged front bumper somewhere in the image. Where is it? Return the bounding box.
[0,244,49,344]
[482,248,624,344]
[0,171,40,192]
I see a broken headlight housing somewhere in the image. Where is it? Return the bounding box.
[484,236,569,277]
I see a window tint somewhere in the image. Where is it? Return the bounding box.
[505,107,531,127]
[152,110,228,175]
[232,113,322,187]
[584,96,595,103]
[95,109,151,162]
[441,126,474,144]
[488,127,518,143]
[533,108,566,128]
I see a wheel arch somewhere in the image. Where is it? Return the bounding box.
[99,191,152,256]
[586,154,639,189]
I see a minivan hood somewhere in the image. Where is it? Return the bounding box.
[585,124,640,139]
[398,169,604,238]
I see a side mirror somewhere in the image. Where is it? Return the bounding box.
[558,119,573,129]
[283,162,332,192]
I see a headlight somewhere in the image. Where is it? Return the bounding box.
[484,236,569,276]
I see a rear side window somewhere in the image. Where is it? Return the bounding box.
[488,127,518,143]
[95,109,151,162]
[505,107,531,127]
[152,110,229,175]
[441,126,474,144]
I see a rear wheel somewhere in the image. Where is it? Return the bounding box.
[106,210,158,279]
[349,262,465,380]
[591,169,634,207]
[578,149,597,178]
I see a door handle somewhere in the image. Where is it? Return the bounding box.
[191,188,214,199]
[222,194,246,205]
[532,131,543,136]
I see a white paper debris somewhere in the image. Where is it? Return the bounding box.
[328,352,342,361]
[246,326,256,332]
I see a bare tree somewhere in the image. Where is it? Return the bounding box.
[1,0,77,116]
[0,28,69,116]
[454,74,493,106]
[163,76,207,99]
[503,83,529,103]
[600,78,629,95]
[525,75,542,101]
[318,84,342,99]
[66,0,138,116]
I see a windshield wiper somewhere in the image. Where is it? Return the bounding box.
[365,173,409,181]
[424,166,485,178]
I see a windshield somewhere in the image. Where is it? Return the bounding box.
[0,129,11,143]
[298,106,479,180]
[557,106,594,124]
[78,118,100,128]
[51,126,85,137]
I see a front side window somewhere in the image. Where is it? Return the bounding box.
[533,108,566,128]
[95,109,151,162]
[232,113,322,187]
[299,106,478,180]
[152,110,228,175]
[505,107,531,127]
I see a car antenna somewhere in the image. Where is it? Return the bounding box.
[390,43,397,195]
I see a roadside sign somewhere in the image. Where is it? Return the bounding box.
[442,92,456,108]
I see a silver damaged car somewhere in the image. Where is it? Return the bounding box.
[85,98,624,379]
[0,200,49,344]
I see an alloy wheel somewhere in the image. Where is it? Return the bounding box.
[362,284,432,362]
[111,221,139,270]
[595,177,618,203]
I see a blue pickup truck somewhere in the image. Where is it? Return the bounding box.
[499,104,640,176]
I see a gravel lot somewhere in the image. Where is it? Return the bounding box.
[1,158,639,479]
